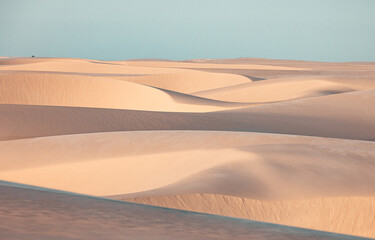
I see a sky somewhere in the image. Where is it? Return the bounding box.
[0,0,374,61]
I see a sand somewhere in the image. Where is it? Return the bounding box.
[1,89,374,141]
[193,75,375,102]
[1,57,375,239]
[125,194,375,238]
[0,72,251,112]
[1,181,367,240]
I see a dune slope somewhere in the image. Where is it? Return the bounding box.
[1,131,375,238]
[193,76,375,102]
[119,71,251,94]
[1,89,374,141]
[0,72,247,112]
[1,181,367,240]
[125,194,375,238]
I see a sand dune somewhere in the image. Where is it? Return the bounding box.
[0,72,248,112]
[1,131,375,237]
[193,76,375,102]
[1,89,374,141]
[0,57,60,65]
[1,57,375,239]
[209,89,375,140]
[186,58,375,75]
[0,58,190,74]
[118,71,251,94]
[122,60,309,70]
[183,58,375,80]
[187,57,375,70]
[2,131,374,198]
[125,194,375,238]
[1,182,363,240]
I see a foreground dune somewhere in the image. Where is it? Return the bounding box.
[2,131,374,198]
[1,181,367,240]
[1,131,375,237]
[124,194,375,238]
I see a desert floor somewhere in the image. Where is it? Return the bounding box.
[1,57,375,239]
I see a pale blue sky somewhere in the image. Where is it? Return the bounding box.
[1,0,374,61]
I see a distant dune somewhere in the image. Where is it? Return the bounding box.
[1,89,374,141]
[193,75,375,102]
[0,72,248,112]
[1,57,374,239]
[118,71,250,94]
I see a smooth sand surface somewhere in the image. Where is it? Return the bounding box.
[125,194,375,238]
[0,58,190,74]
[1,131,375,198]
[193,76,375,102]
[1,131,375,237]
[1,89,374,141]
[1,57,375,239]
[0,72,250,112]
[120,60,309,70]
[117,71,251,94]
